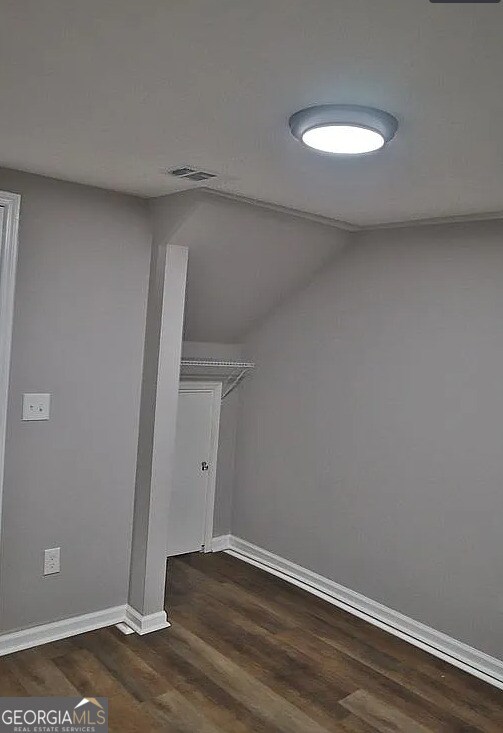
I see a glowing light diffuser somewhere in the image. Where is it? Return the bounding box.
[302,125,385,154]
[289,105,398,156]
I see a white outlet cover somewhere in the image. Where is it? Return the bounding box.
[23,393,51,421]
[44,547,60,575]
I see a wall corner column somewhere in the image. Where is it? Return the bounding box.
[128,243,188,627]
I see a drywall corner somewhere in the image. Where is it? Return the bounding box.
[149,190,205,248]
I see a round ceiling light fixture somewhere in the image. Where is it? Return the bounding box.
[289,105,398,155]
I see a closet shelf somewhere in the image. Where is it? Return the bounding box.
[180,358,255,399]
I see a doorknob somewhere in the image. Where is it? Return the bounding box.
[201,461,209,472]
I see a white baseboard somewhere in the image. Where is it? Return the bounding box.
[124,605,170,635]
[0,605,126,657]
[0,602,171,656]
[116,622,135,635]
[211,534,231,552]
[219,534,503,691]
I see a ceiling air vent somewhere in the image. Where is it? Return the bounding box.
[165,166,217,182]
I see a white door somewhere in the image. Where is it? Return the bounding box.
[167,383,221,556]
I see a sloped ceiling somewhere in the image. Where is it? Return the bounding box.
[155,194,348,342]
[1,1,503,225]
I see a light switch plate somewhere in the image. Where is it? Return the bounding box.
[23,393,51,421]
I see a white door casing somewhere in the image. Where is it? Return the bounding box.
[0,191,21,587]
[167,381,221,556]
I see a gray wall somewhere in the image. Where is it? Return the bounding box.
[234,220,503,659]
[182,341,244,536]
[0,169,151,632]
[153,194,345,343]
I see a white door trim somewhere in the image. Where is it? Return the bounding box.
[178,381,222,552]
[0,191,20,571]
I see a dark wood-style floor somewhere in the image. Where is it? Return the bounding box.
[0,552,502,732]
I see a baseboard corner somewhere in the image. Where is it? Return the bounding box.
[211,534,231,552]
[124,605,170,635]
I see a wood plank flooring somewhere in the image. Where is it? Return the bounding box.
[1,551,502,731]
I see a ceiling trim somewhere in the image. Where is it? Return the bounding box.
[359,209,503,231]
[198,187,359,232]
[195,187,503,234]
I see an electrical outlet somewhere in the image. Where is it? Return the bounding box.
[44,547,60,575]
[23,393,51,421]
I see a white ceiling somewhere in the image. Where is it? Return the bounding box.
[1,1,503,226]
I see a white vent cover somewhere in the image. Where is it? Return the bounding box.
[166,166,217,182]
